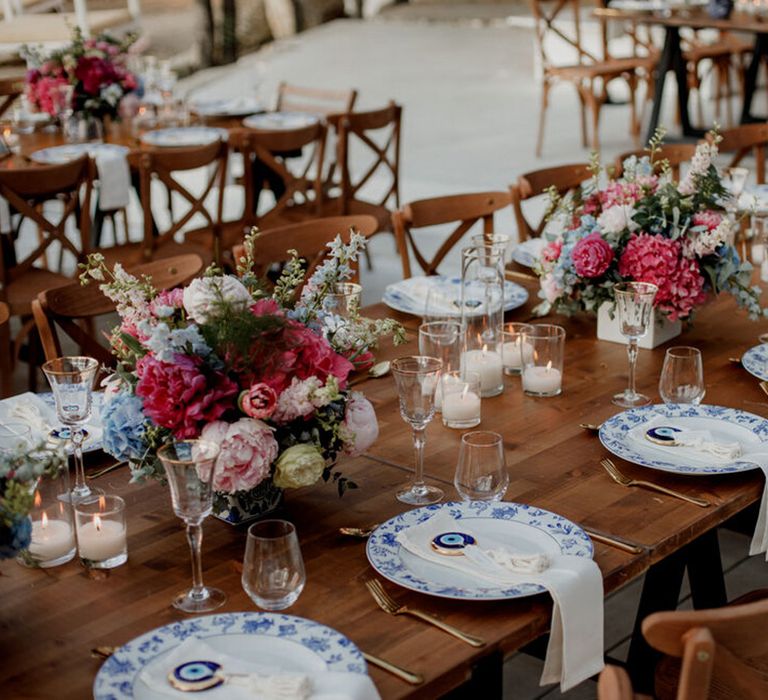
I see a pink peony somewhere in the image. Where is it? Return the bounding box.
[291,324,354,387]
[201,418,278,493]
[75,56,114,95]
[238,383,277,419]
[341,393,379,455]
[135,355,238,438]
[571,232,614,278]
[541,239,563,265]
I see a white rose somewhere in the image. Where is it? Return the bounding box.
[341,392,379,456]
[597,204,638,235]
[182,276,252,324]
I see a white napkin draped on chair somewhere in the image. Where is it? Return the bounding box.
[397,511,605,691]
[94,148,131,211]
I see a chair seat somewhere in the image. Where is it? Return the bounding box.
[685,38,753,63]
[0,10,136,46]
[5,267,70,316]
[547,56,655,80]
[98,241,214,270]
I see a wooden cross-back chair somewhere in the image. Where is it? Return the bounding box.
[615,144,698,180]
[510,163,591,241]
[31,253,205,366]
[0,300,11,397]
[0,156,94,384]
[234,122,327,230]
[231,215,378,287]
[530,0,652,155]
[392,191,512,279]
[326,102,402,232]
[598,665,651,700]
[714,124,768,185]
[276,82,357,116]
[643,591,768,700]
[0,75,23,119]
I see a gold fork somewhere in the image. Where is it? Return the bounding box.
[600,458,710,508]
[365,578,485,648]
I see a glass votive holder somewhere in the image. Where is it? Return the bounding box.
[23,458,76,568]
[74,495,127,569]
[441,370,481,429]
[501,322,535,376]
[322,282,362,318]
[521,324,565,397]
[461,341,504,398]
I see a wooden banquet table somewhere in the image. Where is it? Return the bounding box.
[596,6,768,142]
[1,276,768,699]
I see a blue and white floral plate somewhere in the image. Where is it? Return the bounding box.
[599,404,768,475]
[382,275,528,318]
[511,238,547,268]
[242,111,320,131]
[30,143,129,164]
[141,127,228,147]
[741,344,768,382]
[190,96,264,118]
[93,612,368,699]
[366,501,593,601]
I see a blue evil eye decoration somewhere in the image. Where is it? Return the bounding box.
[430,531,477,556]
[645,426,682,446]
[168,661,224,692]
[49,427,89,442]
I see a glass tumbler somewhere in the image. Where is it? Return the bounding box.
[454,431,509,502]
[242,519,306,611]
[659,346,705,405]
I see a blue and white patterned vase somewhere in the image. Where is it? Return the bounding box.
[212,479,283,526]
[708,0,733,18]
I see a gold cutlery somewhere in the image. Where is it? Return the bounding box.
[729,357,743,365]
[339,524,379,538]
[579,423,602,433]
[365,578,485,648]
[504,270,538,283]
[582,527,644,555]
[600,458,711,508]
[759,333,768,344]
[91,645,117,659]
[760,381,768,398]
[362,652,423,685]
[87,461,127,480]
[348,361,391,387]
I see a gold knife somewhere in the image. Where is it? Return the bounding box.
[362,652,424,684]
[583,528,644,555]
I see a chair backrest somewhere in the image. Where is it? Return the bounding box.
[276,82,357,116]
[643,596,768,700]
[329,102,402,213]
[233,123,327,227]
[0,75,22,118]
[32,253,204,364]
[232,215,378,286]
[0,299,10,397]
[0,155,94,288]
[135,140,228,261]
[715,124,768,184]
[615,144,698,180]
[392,191,512,279]
[510,163,591,240]
[530,0,600,72]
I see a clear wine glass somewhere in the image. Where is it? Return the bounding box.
[41,356,102,503]
[391,356,444,505]
[612,282,658,407]
[241,519,306,611]
[157,440,227,613]
[454,431,508,502]
[659,346,705,405]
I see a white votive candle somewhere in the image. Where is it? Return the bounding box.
[442,388,481,426]
[463,348,503,397]
[29,515,76,561]
[502,339,534,371]
[77,517,127,562]
[522,364,563,396]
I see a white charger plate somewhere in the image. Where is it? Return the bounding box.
[242,111,319,131]
[382,275,528,318]
[30,143,129,165]
[599,404,768,475]
[366,501,593,601]
[511,238,548,268]
[93,612,370,700]
[190,96,264,118]
[141,127,227,147]
[741,344,768,382]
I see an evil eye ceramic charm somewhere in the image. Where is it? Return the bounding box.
[49,427,89,443]
[645,425,682,446]
[430,531,476,556]
[168,660,225,692]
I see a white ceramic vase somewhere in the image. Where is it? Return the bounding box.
[596,301,682,349]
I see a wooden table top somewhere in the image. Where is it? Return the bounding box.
[1,276,767,699]
[596,6,768,32]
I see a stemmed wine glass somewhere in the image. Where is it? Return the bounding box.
[612,282,658,407]
[157,440,227,613]
[42,356,102,503]
[391,356,444,505]
[659,346,705,405]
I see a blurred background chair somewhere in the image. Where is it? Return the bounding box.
[0,300,10,397]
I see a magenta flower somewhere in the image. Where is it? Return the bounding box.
[571,232,614,278]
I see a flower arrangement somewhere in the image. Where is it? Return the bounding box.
[535,131,766,322]
[81,231,404,523]
[23,29,137,120]
[0,443,66,560]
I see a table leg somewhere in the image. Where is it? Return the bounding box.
[740,33,768,124]
[686,529,727,610]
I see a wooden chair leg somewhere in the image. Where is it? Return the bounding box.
[628,74,640,144]
[536,82,550,158]
[587,88,602,154]
[578,85,589,148]
[0,315,12,398]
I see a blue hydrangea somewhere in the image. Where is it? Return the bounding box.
[102,393,147,461]
[0,516,31,559]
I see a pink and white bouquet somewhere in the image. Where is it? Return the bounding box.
[81,232,404,523]
[535,135,766,322]
[23,29,137,120]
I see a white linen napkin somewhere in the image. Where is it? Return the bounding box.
[392,276,458,316]
[397,511,604,692]
[138,637,381,700]
[628,415,742,466]
[0,392,55,435]
[95,149,131,211]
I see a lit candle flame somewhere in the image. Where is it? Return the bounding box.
[41,511,48,529]
[546,360,552,372]
[94,514,103,532]
[533,349,539,363]
[3,127,10,138]
[481,344,488,354]
[33,490,41,507]
[98,495,106,511]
